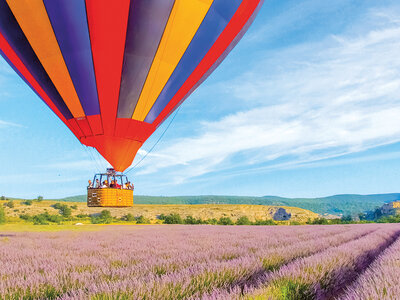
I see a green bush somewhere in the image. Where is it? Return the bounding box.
[36,196,43,202]
[76,214,89,219]
[0,196,5,200]
[135,215,150,224]
[253,219,276,225]
[184,215,204,224]
[161,213,183,224]
[91,210,113,224]
[217,217,234,225]
[52,203,72,218]
[236,216,251,225]
[0,205,5,224]
[307,218,329,225]
[122,213,135,222]
[33,214,49,225]
[205,218,218,225]
[70,205,78,210]
[19,214,32,221]
[5,200,14,208]
[53,203,62,210]
[23,200,33,206]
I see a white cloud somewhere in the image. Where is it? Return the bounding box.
[0,119,23,128]
[133,8,400,185]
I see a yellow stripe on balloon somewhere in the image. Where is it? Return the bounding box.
[6,0,85,118]
[132,0,213,121]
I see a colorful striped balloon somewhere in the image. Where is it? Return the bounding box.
[0,0,263,171]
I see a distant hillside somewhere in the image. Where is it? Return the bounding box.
[52,193,400,216]
[1,200,318,223]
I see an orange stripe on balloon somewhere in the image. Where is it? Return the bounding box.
[6,0,85,117]
[0,31,81,137]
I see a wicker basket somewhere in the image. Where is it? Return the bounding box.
[87,188,133,207]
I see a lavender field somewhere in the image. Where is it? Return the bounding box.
[0,224,399,299]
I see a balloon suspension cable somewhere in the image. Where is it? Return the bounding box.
[81,143,102,173]
[125,106,181,175]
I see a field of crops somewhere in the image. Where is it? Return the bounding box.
[0,224,399,299]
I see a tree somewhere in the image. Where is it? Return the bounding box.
[0,196,5,200]
[36,196,43,202]
[0,205,5,224]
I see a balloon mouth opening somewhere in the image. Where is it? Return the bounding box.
[81,135,142,172]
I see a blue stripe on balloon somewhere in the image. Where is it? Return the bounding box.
[44,0,100,116]
[0,1,73,119]
[144,0,243,123]
[116,0,175,119]
[174,0,264,119]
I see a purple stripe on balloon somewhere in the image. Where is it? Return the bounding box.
[0,1,73,119]
[116,0,175,119]
[44,0,100,116]
[144,0,243,123]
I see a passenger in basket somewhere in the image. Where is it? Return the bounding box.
[124,182,130,189]
[88,180,93,189]
[95,179,100,188]
[101,180,108,188]
[115,181,121,189]
[110,180,115,188]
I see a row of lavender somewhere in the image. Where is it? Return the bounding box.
[342,231,400,299]
[0,224,398,299]
[205,224,400,299]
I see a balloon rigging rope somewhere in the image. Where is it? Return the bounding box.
[125,106,182,175]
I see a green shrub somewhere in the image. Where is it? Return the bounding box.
[135,215,150,224]
[122,213,135,222]
[23,200,33,206]
[236,216,251,225]
[307,218,329,225]
[91,210,113,224]
[0,196,5,200]
[0,205,5,224]
[76,214,89,219]
[5,200,14,208]
[217,217,234,225]
[33,214,49,225]
[205,218,218,225]
[184,215,204,224]
[52,203,72,218]
[254,219,276,225]
[53,203,62,210]
[19,214,32,221]
[162,213,183,224]
[70,205,78,210]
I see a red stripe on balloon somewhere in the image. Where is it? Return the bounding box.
[85,0,131,136]
[153,0,262,127]
[0,31,82,138]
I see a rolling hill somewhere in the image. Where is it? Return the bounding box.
[51,193,400,216]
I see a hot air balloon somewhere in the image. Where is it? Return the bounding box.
[0,0,263,207]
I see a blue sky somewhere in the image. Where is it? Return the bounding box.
[1,0,400,199]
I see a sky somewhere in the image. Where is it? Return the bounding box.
[1,0,400,199]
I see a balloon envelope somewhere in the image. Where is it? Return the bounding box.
[0,0,263,171]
